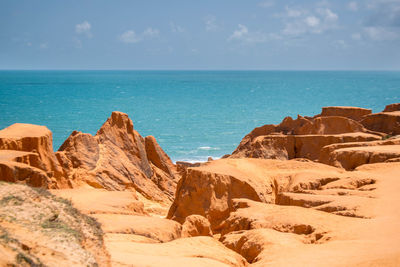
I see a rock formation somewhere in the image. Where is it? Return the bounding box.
[0,112,178,203]
[56,111,178,202]
[319,106,372,121]
[229,106,387,162]
[361,110,400,136]
[0,123,68,188]
[167,158,375,231]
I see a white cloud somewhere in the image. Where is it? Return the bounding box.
[228,24,279,44]
[229,24,249,40]
[119,30,141,43]
[305,16,320,27]
[259,1,274,8]
[348,1,359,11]
[119,27,160,44]
[204,15,219,32]
[317,8,338,21]
[364,26,399,40]
[351,32,362,40]
[143,27,160,37]
[170,22,185,33]
[281,6,338,36]
[75,21,92,38]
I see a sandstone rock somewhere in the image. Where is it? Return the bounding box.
[167,158,354,230]
[0,123,67,187]
[57,111,178,202]
[320,106,371,121]
[105,236,247,267]
[231,133,380,160]
[220,228,304,264]
[92,214,182,243]
[51,188,145,215]
[0,161,52,187]
[181,215,213,237]
[230,135,295,160]
[361,111,400,135]
[296,116,367,135]
[319,137,400,165]
[324,145,400,170]
[383,103,400,112]
[219,198,356,241]
[294,133,381,160]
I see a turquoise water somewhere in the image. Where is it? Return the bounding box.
[0,71,399,162]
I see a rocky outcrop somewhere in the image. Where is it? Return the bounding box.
[0,112,178,202]
[319,106,372,121]
[322,145,400,170]
[231,133,380,160]
[56,111,178,202]
[383,103,400,112]
[229,107,383,162]
[0,124,68,188]
[181,215,213,237]
[167,158,366,231]
[320,137,400,170]
[361,111,400,136]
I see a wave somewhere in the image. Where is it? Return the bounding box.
[197,146,220,151]
[172,155,222,164]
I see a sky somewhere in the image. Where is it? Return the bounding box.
[1,0,400,70]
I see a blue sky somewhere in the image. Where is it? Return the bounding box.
[1,0,400,70]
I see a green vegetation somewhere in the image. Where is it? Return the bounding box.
[0,195,24,206]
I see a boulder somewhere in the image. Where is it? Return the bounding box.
[320,106,371,121]
[361,111,400,135]
[0,123,67,187]
[56,111,178,202]
[181,215,213,237]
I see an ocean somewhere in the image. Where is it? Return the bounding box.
[0,70,399,162]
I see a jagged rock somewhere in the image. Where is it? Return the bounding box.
[319,106,372,121]
[56,111,178,202]
[181,215,213,237]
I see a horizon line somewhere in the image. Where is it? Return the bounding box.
[0,69,400,72]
